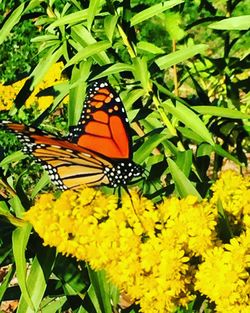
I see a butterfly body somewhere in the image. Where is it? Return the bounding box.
[0,81,143,190]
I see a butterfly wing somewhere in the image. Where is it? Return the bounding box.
[68,81,132,159]
[0,122,112,189]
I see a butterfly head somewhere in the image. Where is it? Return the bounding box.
[104,161,143,188]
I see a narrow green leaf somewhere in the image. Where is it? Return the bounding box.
[65,41,111,68]
[163,100,214,145]
[68,60,92,126]
[31,172,50,199]
[0,265,15,302]
[212,144,242,165]
[132,57,150,92]
[0,151,27,167]
[167,158,201,199]
[31,34,59,43]
[71,25,110,65]
[0,201,9,214]
[130,0,184,26]
[87,0,102,30]
[209,15,250,30]
[13,224,33,311]
[0,3,25,45]
[9,195,25,218]
[88,267,113,313]
[122,88,145,111]
[47,10,88,30]
[177,126,204,144]
[193,106,250,119]
[134,133,169,164]
[176,150,193,177]
[92,63,134,80]
[104,15,119,42]
[17,248,56,313]
[137,41,165,54]
[155,44,208,69]
[40,297,67,313]
[30,45,63,89]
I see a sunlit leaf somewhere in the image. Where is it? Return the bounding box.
[167,158,201,199]
[163,100,214,145]
[104,15,119,42]
[209,15,250,30]
[66,41,111,67]
[155,44,208,69]
[47,10,88,30]
[0,3,25,45]
[17,248,56,313]
[194,106,250,119]
[130,0,184,26]
[13,224,33,312]
[87,0,102,30]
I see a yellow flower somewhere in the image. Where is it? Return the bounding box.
[0,62,68,111]
[195,232,250,313]
[24,171,250,313]
[211,170,250,218]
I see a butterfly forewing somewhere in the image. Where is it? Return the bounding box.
[68,81,132,159]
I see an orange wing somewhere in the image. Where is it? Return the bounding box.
[1,122,112,189]
[68,81,132,159]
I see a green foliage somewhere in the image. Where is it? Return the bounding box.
[0,0,249,312]
[0,1,40,83]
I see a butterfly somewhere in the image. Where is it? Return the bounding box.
[0,81,143,190]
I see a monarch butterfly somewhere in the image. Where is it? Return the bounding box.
[0,81,143,190]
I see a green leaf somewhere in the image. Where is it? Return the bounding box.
[92,63,134,80]
[167,158,201,199]
[87,0,102,30]
[0,151,27,167]
[68,60,92,126]
[155,44,208,69]
[17,248,56,313]
[137,41,165,54]
[88,267,113,313]
[9,195,25,218]
[31,34,59,43]
[40,297,67,313]
[193,106,250,119]
[71,25,110,65]
[163,100,214,145]
[104,15,119,42]
[47,10,88,30]
[0,3,25,45]
[134,133,169,164]
[176,150,193,177]
[132,57,150,93]
[65,41,111,67]
[209,15,250,30]
[31,172,50,199]
[0,265,15,302]
[177,126,204,144]
[30,45,64,89]
[13,224,33,311]
[130,0,184,26]
[0,201,9,215]
[212,144,242,165]
[122,88,145,111]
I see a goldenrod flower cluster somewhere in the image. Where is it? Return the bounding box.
[0,62,67,111]
[25,171,250,313]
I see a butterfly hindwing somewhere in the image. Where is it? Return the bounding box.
[68,81,132,159]
[0,122,112,189]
